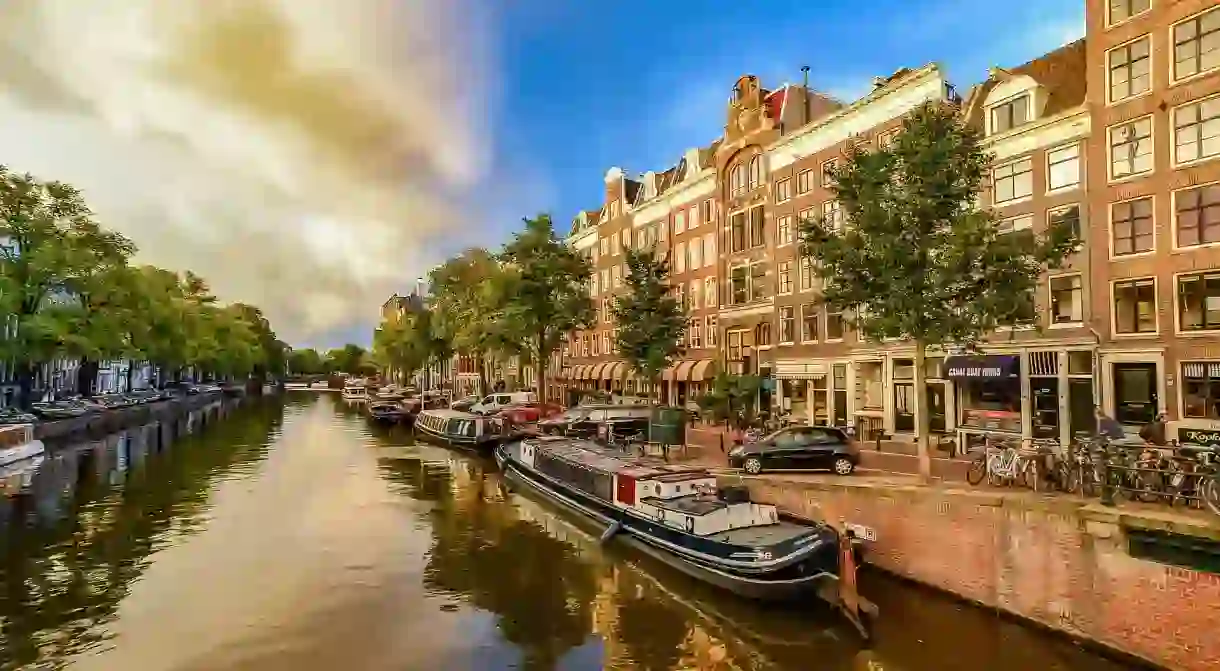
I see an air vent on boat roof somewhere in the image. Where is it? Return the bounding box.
[718,485,750,504]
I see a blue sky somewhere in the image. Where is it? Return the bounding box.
[477,0,1085,241]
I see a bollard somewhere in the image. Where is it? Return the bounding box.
[719,431,725,453]
[1099,442,1116,507]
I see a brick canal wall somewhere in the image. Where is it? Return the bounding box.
[34,392,236,443]
[732,475,1219,671]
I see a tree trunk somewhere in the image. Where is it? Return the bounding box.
[913,341,932,479]
[16,363,35,409]
[535,333,548,405]
[126,361,136,392]
[76,357,91,396]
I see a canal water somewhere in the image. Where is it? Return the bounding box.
[0,393,1140,671]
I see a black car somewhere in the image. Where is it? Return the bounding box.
[727,425,859,475]
[537,404,651,439]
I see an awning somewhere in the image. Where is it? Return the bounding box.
[560,367,572,380]
[673,360,697,381]
[773,360,826,380]
[603,362,624,380]
[662,362,681,381]
[588,363,606,380]
[578,365,593,380]
[944,354,1020,380]
[688,359,715,381]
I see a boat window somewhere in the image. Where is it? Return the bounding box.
[587,410,607,422]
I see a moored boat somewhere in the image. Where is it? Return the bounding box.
[495,437,874,630]
[414,409,519,450]
[367,400,412,426]
[0,424,46,467]
[341,381,368,402]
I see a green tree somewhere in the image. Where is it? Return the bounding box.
[0,166,137,405]
[230,303,285,380]
[695,372,762,428]
[428,249,517,394]
[326,344,368,375]
[497,214,594,404]
[286,347,324,376]
[798,102,1076,476]
[612,246,687,428]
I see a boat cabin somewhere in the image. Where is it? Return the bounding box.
[517,438,781,537]
[416,409,512,444]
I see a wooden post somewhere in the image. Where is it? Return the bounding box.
[834,517,876,641]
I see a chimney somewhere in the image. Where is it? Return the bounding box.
[801,66,810,125]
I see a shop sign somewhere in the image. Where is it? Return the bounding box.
[945,355,1019,380]
[1178,427,1220,447]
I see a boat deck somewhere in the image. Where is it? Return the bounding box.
[708,521,816,546]
[530,437,710,477]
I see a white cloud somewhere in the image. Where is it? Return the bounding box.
[0,0,495,346]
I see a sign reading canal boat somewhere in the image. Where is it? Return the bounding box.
[944,355,1020,380]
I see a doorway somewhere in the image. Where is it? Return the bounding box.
[1113,362,1158,425]
[894,383,915,432]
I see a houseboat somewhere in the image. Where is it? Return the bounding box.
[414,409,517,450]
[495,437,874,625]
[0,424,46,467]
[367,400,412,426]
[341,380,368,402]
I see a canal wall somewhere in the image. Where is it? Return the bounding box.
[731,475,1219,671]
[35,392,237,442]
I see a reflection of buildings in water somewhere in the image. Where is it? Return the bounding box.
[0,455,44,496]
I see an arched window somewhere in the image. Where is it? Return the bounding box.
[748,155,763,190]
[730,163,746,196]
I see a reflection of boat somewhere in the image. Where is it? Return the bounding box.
[415,409,518,450]
[496,437,867,611]
[341,381,368,402]
[0,454,44,496]
[0,424,45,467]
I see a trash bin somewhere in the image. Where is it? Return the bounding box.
[649,407,687,446]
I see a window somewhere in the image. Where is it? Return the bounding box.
[1049,204,1083,242]
[1108,36,1151,102]
[1109,116,1153,178]
[797,169,814,194]
[777,215,793,245]
[603,298,612,323]
[702,232,715,263]
[1182,362,1220,419]
[675,209,687,235]
[700,199,714,223]
[777,261,793,294]
[992,158,1033,203]
[1108,0,1150,25]
[990,95,1029,134]
[878,129,899,149]
[689,318,703,348]
[674,242,686,273]
[750,263,767,301]
[800,303,820,342]
[612,264,622,288]
[1173,6,1220,80]
[1050,275,1083,324]
[1113,278,1157,334]
[798,207,815,228]
[1173,96,1220,165]
[748,155,763,190]
[706,315,718,347]
[1112,197,1154,256]
[591,273,599,296]
[821,159,838,187]
[591,332,600,356]
[690,280,702,310]
[779,307,795,343]
[687,206,699,231]
[826,311,844,340]
[799,255,815,291]
[600,238,609,257]
[1047,144,1081,191]
[602,332,611,354]
[730,211,747,252]
[689,239,702,269]
[823,200,842,231]
[1176,183,1220,247]
[678,283,688,310]
[1178,272,1220,331]
[730,162,747,197]
[775,178,792,203]
[727,330,745,360]
[755,321,771,347]
[620,229,630,252]
[704,277,717,308]
[998,214,1033,234]
[730,266,749,304]
[748,206,765,248]
[600,269,609,292]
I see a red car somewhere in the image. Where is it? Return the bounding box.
[496,403,564,424]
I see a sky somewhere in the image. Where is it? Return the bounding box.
[0,0,1084,350]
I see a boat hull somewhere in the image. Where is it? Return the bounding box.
[496,447,839,603]
[415,421,502,452]
[0,441,46,467]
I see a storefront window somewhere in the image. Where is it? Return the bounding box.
[1182,362,1220,420]
[812,377,829,424]
[948,354,1021,433]
[782,379,807,417]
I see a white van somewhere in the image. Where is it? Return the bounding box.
[471,391,537,415]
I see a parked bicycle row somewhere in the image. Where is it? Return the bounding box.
[964,431,1220,515]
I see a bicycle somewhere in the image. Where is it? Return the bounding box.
[966,437,1037,488]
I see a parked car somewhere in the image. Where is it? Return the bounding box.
[0,408,38,425]
[495,402,564,424]
[727,425,859,475]
[537,404,652,439]
[470,391,538,415]
[449,395,480,412]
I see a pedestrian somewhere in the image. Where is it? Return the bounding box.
[1094,406,1125,440]
[1138,412,1168,446]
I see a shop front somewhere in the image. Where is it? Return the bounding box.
[1174,359,1220,446]
[948,354,1022,448]
[774,360,828,425]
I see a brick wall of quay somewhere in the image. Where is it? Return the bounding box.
[736,476,1220,671]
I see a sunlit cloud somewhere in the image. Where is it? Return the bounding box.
[0,0,494,346]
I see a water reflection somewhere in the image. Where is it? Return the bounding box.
[0,394,1136,671]
[0,399,282,670]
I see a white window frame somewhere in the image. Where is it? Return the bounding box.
[1048,203,1084,249]
[820,158,838,187]
[777,260,793,295]
[988,94,1031,135]
[1109,195,1156,259]
[1174,270,1220,334]
[1106,0,1151,28]
[778,306,796,344]
[777,214,793,247]
[704,277,717,308]
[1107,115,1155,182]
[1172,180,1220,250]
[822,200,842,231]
[997,213,1034,234]
[1105,34,1152,104]
[800,303,820,343]
[1110,276,1159,336]
[991,157,1033,204]
[1170,5,1220,83]
[1170,93,1220,168]
[1046,142,1082,192]
[1047,273,1084,328]
[774,178,792,203]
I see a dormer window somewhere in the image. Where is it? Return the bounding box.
[990,95,1029,134]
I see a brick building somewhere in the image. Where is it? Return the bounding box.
[554,0,1220,447]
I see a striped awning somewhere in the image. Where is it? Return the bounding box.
[774,360,827,380]
[588,363,607,380]
[574,365,589,380]
[688,359,715,381]
[602,362,624,380]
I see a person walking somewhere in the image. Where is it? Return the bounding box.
[1094,406,1126,440]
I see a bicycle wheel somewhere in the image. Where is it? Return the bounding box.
[1202,474,1220,516]
[1058,462,1080,494]
[966,455,987,486]
[1022,460,1041,492]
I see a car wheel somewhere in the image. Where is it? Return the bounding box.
[743,457,762,475]
[832,457,855,476]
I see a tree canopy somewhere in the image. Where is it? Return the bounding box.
[612,246,687,396]
[798,102,1077,474]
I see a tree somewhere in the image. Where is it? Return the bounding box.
[287,348,324,376]
[612,246,687,443]
[428,249,517,395]
[798,102,1076,477]
[326,344,368,375]
[0,166,137,405]
[696,371,762,428]
[497,214,594,404]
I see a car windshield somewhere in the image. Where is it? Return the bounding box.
[557,409,588,421]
